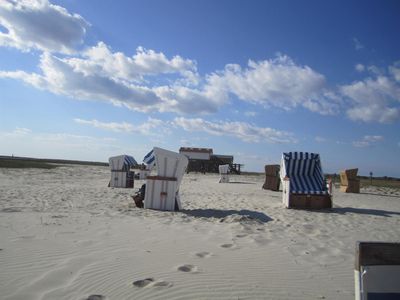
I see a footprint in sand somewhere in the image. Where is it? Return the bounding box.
[86,295,106,300]
[152,280,173,288]
[177,264,198,273]
[236,234,248,238]
[133,278,172,288]
[132,278,155,288]
[195,251,212,258]
[220,243,235,249]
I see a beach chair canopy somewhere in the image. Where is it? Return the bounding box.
[109,155,137,171]
[152,147,188,185]
[143,149,156,168]
[280,152,328,195]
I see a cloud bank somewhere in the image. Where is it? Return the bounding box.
[0,0,89,53]
[352,135,384,148]
[341,63,400,123]
[0,0,399,124]
[74,117,297,144]
[74,117,169,136]
[173,117,297,143]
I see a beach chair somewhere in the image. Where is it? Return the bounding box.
[280,152,332,209]
[144,147,188,211]
[262,164,280,191]
[355,242,400,300]
[340,168,360,193]
[138,169,150,180]
[219,164,230,183]
[108,155,137,188]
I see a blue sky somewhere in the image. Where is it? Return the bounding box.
[1,0,399,176]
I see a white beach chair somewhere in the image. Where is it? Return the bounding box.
[144,147,188,211]
[280,152,332,209]
[108,155,137,188]
[355,242,400,300]
[138,169,150,180]
[219,164,230,183]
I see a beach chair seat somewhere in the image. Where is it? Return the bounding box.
[355,242,400,300]
[280,152,332,209]
[262,164,280,191]
[143,147,188,211]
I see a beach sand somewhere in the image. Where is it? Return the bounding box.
[1,165,400,299]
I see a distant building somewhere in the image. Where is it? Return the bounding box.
[179,147,213,160]
[179,147,241,174]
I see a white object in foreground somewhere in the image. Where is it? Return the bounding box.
[355,241,400,300]
[108,155,137,188]
[219,164,230,183]
[144,147,188,211]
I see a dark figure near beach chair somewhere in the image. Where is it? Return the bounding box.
[132,184,146,208]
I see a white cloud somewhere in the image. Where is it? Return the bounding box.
[353,38,364,50]
[355,64,365,72]
[0,52,165,111]
[346,105,400,123]
[11,127,31,136]
[0,0,89,53]
[206,55,340,115]
[352,135,384,148]
[154,84,226,114]
[0,49,225,114]
[0,128,119,157]
[68,42,199,85]
[173,117,297,143]
[341,63,400,123]
[315,136,327,143]
[1,0,398,123]
[74,117,169,136]
[389,62,400,82]
[74,118,135,133]
[244,111,257,117]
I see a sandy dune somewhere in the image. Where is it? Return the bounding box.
[1,165,400,299]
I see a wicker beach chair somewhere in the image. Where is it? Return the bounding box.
[262,164,280,191]
[340,168,360,193]
[280,152,332,209]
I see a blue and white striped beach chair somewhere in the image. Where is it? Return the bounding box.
[108,155,137,188]
[280,152,332,209]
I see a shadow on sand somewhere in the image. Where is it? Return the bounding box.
[227,181,256,185]
[359,192,400,198]
[181,209,272,223]
[317,206,400,217]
